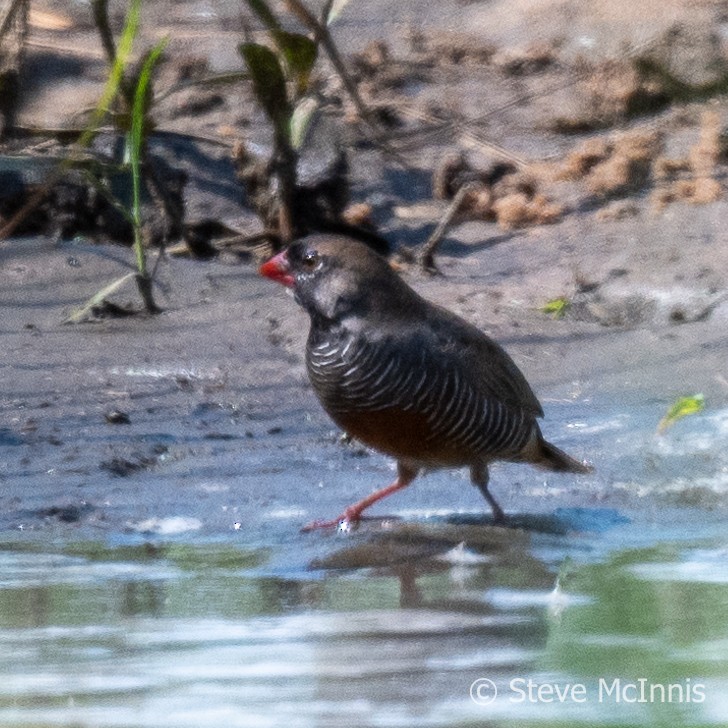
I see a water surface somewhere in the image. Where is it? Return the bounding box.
[1,502,726,727]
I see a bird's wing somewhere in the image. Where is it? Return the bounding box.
[387,305,544,418]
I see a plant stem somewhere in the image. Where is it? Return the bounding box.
[135,272,159,313]
[274,129,298,245]
[0,0,27,41]
[284,0,369,122]
[91,0,117,66]
[417,182,481,273]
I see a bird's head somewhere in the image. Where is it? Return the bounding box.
[260,235,412,326]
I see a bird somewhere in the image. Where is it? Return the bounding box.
[259,234,592,530]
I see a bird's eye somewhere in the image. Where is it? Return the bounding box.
[302,250,319,269]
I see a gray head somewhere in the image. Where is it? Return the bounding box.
[259,234,417,327]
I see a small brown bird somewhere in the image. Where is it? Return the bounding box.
[260,234,591,530]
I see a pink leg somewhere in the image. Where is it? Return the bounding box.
[301,464,418,532]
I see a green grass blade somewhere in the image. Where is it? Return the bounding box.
[63,272,136,324]
[129,38,169,275]
[81,0,142,146]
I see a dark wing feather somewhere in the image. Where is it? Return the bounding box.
[380,300,544,418]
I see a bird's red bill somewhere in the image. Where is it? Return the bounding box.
[259,250,295,287]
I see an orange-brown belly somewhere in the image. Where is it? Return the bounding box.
[331,407,473,466]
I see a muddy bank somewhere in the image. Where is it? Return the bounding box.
[0,0,727,536]
[1,222,727,541]
[2,4,728,726]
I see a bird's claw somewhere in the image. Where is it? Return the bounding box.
[300,511,360,533]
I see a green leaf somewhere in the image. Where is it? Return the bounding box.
[239,42,291,133]
[658,394,705,433]
[271,30,318,95]
[289,96,319,149]
[245,0,281,31]
[541,297,570,319]
[129,40,168,124]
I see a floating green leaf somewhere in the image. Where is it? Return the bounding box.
[541,297,570,319]
[239,42,291,134]
[658,393,705,433]
[271,30,318,95]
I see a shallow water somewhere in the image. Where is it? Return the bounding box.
[2,328,727,728]
[1,501,726,728]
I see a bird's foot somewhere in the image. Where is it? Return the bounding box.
[300,471,415,533]
[300,506,363,533]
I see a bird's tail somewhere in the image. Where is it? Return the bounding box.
[536,438,593,474]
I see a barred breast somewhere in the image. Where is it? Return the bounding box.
[306,328,535,467]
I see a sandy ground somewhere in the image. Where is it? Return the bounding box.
[2,0,728,539]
